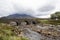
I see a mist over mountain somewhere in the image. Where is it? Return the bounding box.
[2,13,34,19]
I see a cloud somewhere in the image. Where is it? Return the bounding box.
[35,4,56,18]
[0,0,60,18]
[0,0,16,17]
[38,5,55,12]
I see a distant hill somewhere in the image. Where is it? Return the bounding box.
[1,14,34,19]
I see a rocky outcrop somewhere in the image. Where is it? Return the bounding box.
[11,24,60,40]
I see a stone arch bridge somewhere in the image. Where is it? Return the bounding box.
[9,19,38,26]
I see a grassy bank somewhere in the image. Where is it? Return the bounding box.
[0,23,28,40]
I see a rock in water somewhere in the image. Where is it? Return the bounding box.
[22,28,41,40]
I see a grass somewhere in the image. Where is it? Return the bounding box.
[37,19,60,25]
[0,23,28,40]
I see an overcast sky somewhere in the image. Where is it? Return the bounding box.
[0,0,60,18]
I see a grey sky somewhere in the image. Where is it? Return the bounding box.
[0,0,60,18]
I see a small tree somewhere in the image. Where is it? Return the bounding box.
[51,12,60,20]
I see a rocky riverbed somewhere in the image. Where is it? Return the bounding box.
[12,24,60,40]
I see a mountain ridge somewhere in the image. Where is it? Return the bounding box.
[1,14,34,19]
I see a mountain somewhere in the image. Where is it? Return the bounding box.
[4,14,34,19]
